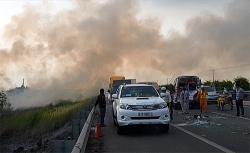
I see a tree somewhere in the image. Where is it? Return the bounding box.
[219,80,233,90]
[233,76,250,90]
[203,80,212,86]
[202,80,233,91]
[0,91,7,109]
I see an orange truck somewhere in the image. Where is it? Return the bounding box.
[109,76,125,88]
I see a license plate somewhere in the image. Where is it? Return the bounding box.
[138,112,153,117]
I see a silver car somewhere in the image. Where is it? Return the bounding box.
[203,86,218,103]
[112,84,170,135]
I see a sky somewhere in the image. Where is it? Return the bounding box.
[0,0,249,108]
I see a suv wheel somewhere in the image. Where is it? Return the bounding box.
[112,108,117,126]
[117,125,124,135]
[159,124,169,133]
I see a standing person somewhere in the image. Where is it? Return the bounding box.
[196,85,208,113]
[182,87,190,114]
[179,87,185,113]
[95,88,107,127]
[235,83,245,117]
[223,87,233,109]
[161,87,173,120]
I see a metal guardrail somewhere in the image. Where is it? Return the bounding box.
[71,107,95,153]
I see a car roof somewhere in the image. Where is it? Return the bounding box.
[202,86,214,88]
[123,84,152,87]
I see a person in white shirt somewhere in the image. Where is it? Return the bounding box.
[181,87,189,114]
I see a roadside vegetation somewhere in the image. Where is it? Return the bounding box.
[0,97,95,139]
[202,76,250,91]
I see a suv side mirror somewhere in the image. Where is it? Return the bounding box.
[112,94,118,99]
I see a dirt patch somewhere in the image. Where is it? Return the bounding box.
[85,113,104,152]
[85,132,104,153]
[1,122,73,153]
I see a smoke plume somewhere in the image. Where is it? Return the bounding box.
[0,0,249,108]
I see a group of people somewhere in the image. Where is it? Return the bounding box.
[195,83,245,117]
[94,83,245,127]
[161,83,245,119]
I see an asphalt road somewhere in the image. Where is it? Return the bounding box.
[100,102,250,153]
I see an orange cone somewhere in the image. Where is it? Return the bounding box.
[94,122,101,139]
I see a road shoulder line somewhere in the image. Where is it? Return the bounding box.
[170,123,235,153]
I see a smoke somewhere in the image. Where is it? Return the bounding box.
[0,0,249,108]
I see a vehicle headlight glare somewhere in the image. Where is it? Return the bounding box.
[120,104,131,110]
[158,102,167,109]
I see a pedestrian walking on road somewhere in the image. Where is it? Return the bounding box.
[196,85,208,113]
[161,87,173,120]
[95,88,107,127]
[182,87,190,114]
[235,83,245,117]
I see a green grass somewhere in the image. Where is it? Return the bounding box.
[0,97,95,138]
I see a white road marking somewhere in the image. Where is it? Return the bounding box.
[211,112,250,121]
[170,123,235,153]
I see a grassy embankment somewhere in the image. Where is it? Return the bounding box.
[0,97,95,139]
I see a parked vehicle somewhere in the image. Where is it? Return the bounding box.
[109,76,125,88]
[201,86,218,104]
[112,84,170,135]
[110,79,136,103]
[173,76,201,109]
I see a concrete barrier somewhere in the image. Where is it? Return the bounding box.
[71,107,95,153]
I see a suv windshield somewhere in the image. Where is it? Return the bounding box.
[121,86,159,98]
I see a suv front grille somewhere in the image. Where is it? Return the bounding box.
[130,104,159,110]
[131,116,160,120]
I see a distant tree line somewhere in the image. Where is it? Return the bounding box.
[160,76,250,92]
[203,76,250,91]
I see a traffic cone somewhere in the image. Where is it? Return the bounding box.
[94,121,101,139]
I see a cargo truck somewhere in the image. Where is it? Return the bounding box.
[172,75,201,109]
[109,76,125,88]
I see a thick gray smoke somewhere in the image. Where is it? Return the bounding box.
[0,0,249,108]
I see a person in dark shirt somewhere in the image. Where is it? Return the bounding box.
[235,83,245,117]
[95,88,107,127]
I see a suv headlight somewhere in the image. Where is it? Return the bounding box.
[120,104,132,110]
[158,102,167,109]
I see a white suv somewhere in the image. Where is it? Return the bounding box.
[112,84,170,135]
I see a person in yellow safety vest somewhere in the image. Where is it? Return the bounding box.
[161,87,173,120]
[196,85,208,113]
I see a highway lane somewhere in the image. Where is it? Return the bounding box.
[171,103,250,153]
[98,102,250,152]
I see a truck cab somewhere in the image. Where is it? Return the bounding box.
[173,76,201,109]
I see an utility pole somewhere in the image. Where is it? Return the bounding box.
[209,69,215,83]
[165,78,170,84]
